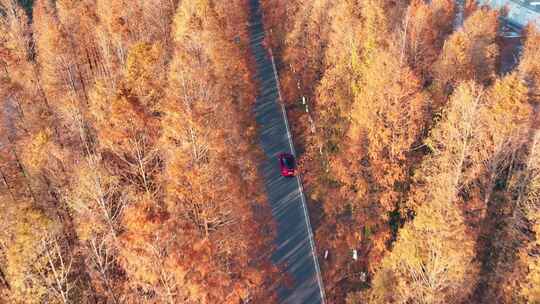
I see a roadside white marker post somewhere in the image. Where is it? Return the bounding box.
[302,96,316,134]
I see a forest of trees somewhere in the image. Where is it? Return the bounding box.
[0,0,278,303]
[2,0,540,303]
[262,0,540,303]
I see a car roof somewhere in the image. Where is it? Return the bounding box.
[282,154,295,167]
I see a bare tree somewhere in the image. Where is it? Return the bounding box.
[37,236,74,304]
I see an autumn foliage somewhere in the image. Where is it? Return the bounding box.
[0,0,276,303]
[2,0,540,303]
[262,0,540,303]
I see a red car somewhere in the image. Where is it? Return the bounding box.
[279,153,296,177]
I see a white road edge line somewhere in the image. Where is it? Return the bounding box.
[269,48,327,304]
[269,49,295,155]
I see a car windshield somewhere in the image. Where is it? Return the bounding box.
[284,155,295,168]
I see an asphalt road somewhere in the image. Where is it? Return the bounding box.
[247,1,326,303]
[455,0,464,29]
[509,0,540,13]
[479,0,540,28]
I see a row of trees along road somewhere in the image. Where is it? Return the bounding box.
[0,0,278,303]
[261,0,540,302]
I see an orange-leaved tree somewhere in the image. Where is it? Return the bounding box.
[356,82,484,304]
[432,7,499,109]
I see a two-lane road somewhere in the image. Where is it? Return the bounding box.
[247,1,326,303]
